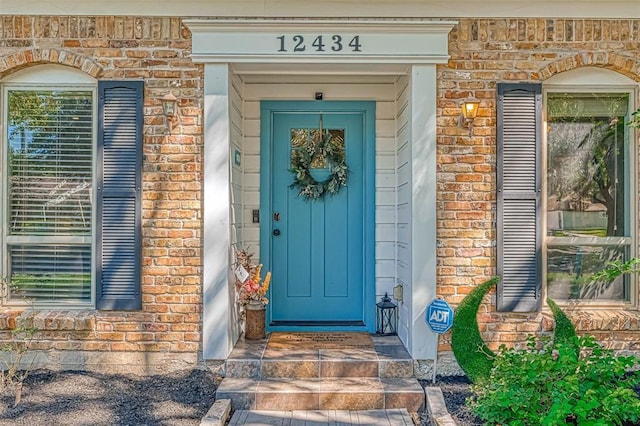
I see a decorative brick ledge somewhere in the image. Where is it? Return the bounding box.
[566,309,640,332]
[0,48,104,79]
[0,310,95,331]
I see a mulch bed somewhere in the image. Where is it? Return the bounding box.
[0,369,220,426]
[419,376,482,426]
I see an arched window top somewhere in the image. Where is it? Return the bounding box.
[545,66,636,87]
[3,64,95,84]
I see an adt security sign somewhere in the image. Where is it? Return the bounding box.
[426,299,454,334]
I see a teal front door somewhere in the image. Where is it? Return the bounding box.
[260,101,375,331]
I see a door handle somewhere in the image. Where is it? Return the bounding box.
[273,229,281,236]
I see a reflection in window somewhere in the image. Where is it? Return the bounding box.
[547,245,627,301]
[8,90,93,235]
[546,92,631,301]
[290,128,345,169]
[6,89,93,303]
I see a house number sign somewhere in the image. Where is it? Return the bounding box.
[276,35,363,53]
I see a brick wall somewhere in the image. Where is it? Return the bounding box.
[0,16,204,372]
[437,18,640,353]
[1,16,639,370]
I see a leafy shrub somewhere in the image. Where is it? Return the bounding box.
[468,335,640,425]
[451,277,499,383]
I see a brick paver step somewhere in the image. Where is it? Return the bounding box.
[216,377,425,412]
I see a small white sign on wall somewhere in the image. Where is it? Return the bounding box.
[234,265,249,283]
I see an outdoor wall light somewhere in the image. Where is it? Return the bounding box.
[161,92,178,133]
[460,97,480,136]
[375,293,398,336]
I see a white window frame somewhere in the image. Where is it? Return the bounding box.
[543,69,638,309]
[1,65,98,309]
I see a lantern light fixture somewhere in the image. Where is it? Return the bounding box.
[460,97,480,136]
[375,293,398,336]
[161,92,178,134]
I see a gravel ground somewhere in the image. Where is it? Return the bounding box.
[3,370,639,425]
[0,369,220,426]
[419,376,482,426]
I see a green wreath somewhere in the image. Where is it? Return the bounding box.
[290,132,348,200]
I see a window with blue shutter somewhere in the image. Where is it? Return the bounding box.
[496,83,543,312]
[96,81,143,310]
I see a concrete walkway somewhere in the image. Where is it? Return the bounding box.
[228,408,415,425]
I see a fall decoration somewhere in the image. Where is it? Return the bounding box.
[234,249,271,307]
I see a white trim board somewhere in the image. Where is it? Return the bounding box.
[3,0,639,18]
[185,20,455,65]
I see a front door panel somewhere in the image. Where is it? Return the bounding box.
[261,102,375,330]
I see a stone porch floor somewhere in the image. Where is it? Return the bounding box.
[216,333,424,413]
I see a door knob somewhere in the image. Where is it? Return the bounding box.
[273,229,281,236]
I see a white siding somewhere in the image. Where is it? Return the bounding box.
[241,81,397,301]
[230,72,244,249]
[395,74,411,345]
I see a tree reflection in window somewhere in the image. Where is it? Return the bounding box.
[290,128,345,169]
[546,92,631,301]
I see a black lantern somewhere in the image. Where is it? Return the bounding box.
[376,293,397,336]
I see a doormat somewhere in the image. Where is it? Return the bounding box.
[267,332,373,350]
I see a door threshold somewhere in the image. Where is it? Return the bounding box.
[269,321,365,327]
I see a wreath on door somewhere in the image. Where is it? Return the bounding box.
[290,131,348,200]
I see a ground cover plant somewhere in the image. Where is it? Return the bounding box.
[452,261,640,424]
[468,335,640,425]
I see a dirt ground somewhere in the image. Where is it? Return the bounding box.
[3,370,637,425]
[0,369,220,426]
[1,370,470,426]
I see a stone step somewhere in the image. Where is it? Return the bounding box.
[216,377,425,412]
[226,357,414,379]
[228,408,416,425]
[225,336,414,379]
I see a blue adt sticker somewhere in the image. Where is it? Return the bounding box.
[426,299,454,334]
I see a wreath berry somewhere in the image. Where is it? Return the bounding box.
[290,132,348,200]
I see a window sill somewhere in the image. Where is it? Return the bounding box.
[559,309,640,332]
[0,310,95,331]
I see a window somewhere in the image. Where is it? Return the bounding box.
[1,66,143,310]
[290,128,345,169]
[497,70,637,311]
[546,93,632,302]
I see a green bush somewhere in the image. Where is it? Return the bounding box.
[468,335,640,425]
[451,277,499,383]
[546,298,577,345]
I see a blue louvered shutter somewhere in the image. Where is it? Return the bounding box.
[96,81,143,310]
[497,83,542,312]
